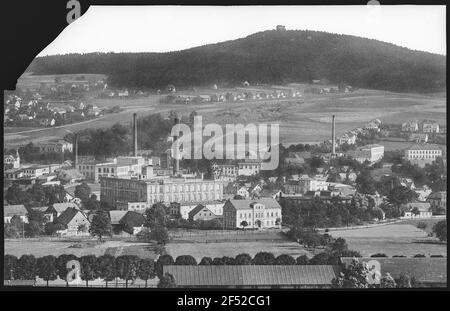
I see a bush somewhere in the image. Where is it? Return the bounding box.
[370,253,388,258]
[416,222,427,230]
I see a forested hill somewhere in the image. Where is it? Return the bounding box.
[28,30,446,93]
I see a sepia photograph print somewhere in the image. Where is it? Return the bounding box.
[1,1,447,297]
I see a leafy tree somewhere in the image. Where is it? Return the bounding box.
[96,254,116,287]
[355,170,377,195]
[212,257,226,265]
[137,258,156,287]
[433,220,447,242]
[4,255,18,280]
[296,255,310,265]
[221,256,236,265]
[114,255,140,288]
[387,186,417,208]
[4,221,23,238]
[36,255,58,286]
[56,254,78,286]
[16,255,37,280]
[152,225,169,245]
[199,257,213,265]
[25,209,46,237]
[397,273,412,288]
[144,203,168,228]
[240,220,248,230]
[380,273,396,288]
[252,252,276,265]
[274,254,296,265]
[157,272,176,288]
[175,255,197,266]
[371,253,388,258]
[156,254,174,279]
[89,212,112,241]
[80,255,98,287]
[332,258,371,288]
[310,252,333,265]
[234,253,252,265]
[74,183,91,204]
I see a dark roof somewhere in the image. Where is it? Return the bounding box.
[56,207,84,226]
[428,191,446,200]
[119,211,146,228]
[340,258,447,284]
[109,211,128,225]
[163,265,340,287]
[188,204,215,219]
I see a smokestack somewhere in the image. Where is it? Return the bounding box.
[173,117,180,175]
[133,113,138,157]
[73,133,78,169]
[332,115,336,156]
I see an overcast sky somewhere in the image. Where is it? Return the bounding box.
[38,5,446,57]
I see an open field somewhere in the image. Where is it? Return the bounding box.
[330,223,447,257]
[4,239,158,259]
[166,240,315,262]
[5,74,446,148]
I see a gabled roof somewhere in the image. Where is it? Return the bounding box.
[188,204,216,219]
[428,191,446,200]
[48,202,78,214]
[164,265,341,287]
[226,198,281,210]
[56,207,86,226]
[119,211,146,228]
[4,205,28,217]
[340,258,447,284]
[109,210,128,225]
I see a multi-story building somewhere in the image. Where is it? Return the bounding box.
[21,165,51,178]
[401,120,419,133]
[212,163,238,181]
[404,144,443,168]
[4,151,20,169]
[223,198,282,230]
[78,156,147,182]
[172,201,225,219]
[284,175,328,195]
[188,205,220,222]
[352,144,384,163]
[421,121,440,133]
[39,140,73,153]
[116,201,149,213]
[237,160,261,176]
[408,133,428,143]
[100,177,224,208]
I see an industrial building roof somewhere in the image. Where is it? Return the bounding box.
[163,265,340,287]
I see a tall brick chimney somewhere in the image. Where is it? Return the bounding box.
[173,117,180,175]
[332,115,336,156]
[133,113,138,156]
[73,133,78,169]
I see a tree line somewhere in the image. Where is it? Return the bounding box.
[28,30,445,93]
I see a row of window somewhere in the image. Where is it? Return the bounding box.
[408,150,441,154]
[238,211,279,219]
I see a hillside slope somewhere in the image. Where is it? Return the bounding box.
[28,30,446,93]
